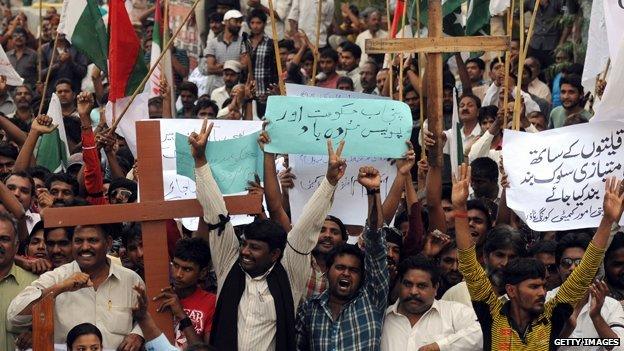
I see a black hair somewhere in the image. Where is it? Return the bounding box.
[174,237,211,269]
[320,48,339,62]
[325,215,347,241]
[121,222,142,248]
[341,42,362,60]
[179,81,198,97]
[483,225,527,257]
[12,26,27,37]
[66,323,103,349]
[0,212,18,243]
[336,76,354,90]
[278,39,295,53]
[562,63,583,76]
[248,8,267,23]
[43,226,74,242]
[384,227,403,250]
[529,240,556,257]
[148,96,163,108]
[5,171,36,196]
[45,172,79,196]
[466,57,485,71]
[503,257,545,285]
[470,157,499,182]
[460,93,481,109]
[442,71,455,89]
[243,219,288,254]
[302,50,315,63]
[27,166,52,184]
[326,243,365,275]
[607,232,624,263]
[186,343,218,351]
[362,60,379,74]
[108,178,138,203]
[208,12,223,23]
[63,117,82,145]
[467,199,493,230]
[403,84,418,97]
[10,117,29,133]
[559,74,583,94]
[54,77,74,91]
[394,211,408,227]
[441,185,452,202]
[0,142,18,160]
[397,254,441,286]
[478,105,498,124]
[489,57,504,71]
[194,99,219,116]
[556,232,591,264]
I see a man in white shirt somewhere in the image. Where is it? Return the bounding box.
[190,120,343,351]
[381,255,482,351]
[337,42,362,92]
[210,60,241,109]
[288,0,334,48]
[525,56,552,104]
[8,223,145,350]
[355,10,388,69]
[246,0,292,40]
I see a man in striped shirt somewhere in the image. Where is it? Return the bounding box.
[453,164,624,351]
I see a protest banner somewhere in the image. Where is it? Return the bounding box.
[285,83,390,100]
[503,122,624,231]
[264,96,412,157]
[289,155,397,226]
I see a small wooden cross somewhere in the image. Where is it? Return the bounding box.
[365,0,509,166]
[40,120,262,344]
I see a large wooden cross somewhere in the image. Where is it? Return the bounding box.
[366,0,509,166]
[35,120,262,348]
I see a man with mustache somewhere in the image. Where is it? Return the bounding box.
[8,221,145,350]
[545,233,624,348]
[44,227,74,269]
[454,165,623,350]
[548,74,592,129]
[437,242,463,298]
[606,233,624,303]
[295,166,389,350]
[381,255,481,351]
[10,85,34,123]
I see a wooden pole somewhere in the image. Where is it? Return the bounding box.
[417,0,425,159]
[37,0,42,84]
[310,0,323,86]
[426,0,443,167]
[502,0,514,128]
[38,32,61,116]
[398,0,408,101]
[111,0,200,133]
[386,0,394,97]
[267,0,285,94]
[512,0,526,131]
[601,58,611,81]
[521,0,540,59]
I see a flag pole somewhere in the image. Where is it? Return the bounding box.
[267,0,285,94]
[513,0,530,131]
[310,0,323,86]
[398,0,408,101]
[37,0,43,85]
[385,0,393,97]
[416,0,426,160]
[38,32,61,116]
[111,0,200,133]
[501,0,514,129]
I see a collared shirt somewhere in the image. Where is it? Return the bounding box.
[546,287,624,351]
[6,48,38,88]
[381,299,482,351]
[288,0,334,47]
[305,256,327,300]
[527,0,566,51]
[443,123,482,155]
[528,78,552,104]
[0,93,16,116]
[1,263,37,351]
[7,260,145,348]
[210,85,231,110]
[295,228,389,351]
[204,32,247,93]
[259,0,292,40]
[337,66,362,92]
[441,280,510,307]
[548,106,593,129]
[355,29,388,69]
[458,242,605,350]
[251,35,277,96]
[195,164,336,351]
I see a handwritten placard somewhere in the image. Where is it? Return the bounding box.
[285,83,390,100]
[503,122,624,231]
[289,155,397,225]
[264,96,412,157]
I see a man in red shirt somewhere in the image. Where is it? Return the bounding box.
[154,237,216,347]
[316,48,342,89]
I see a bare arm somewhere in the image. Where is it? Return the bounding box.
[205,56,223,75]
[454,53,473,95]
[259,130,291,232]
[382,141,415,224]
[0,114,27,146]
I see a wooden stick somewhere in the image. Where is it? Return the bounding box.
[38,32,60,116]
[386,0,394,97]
[267,0,285,94]
[111,0,200,133]
[416,0,425,159]
[502,0,514,129]
[601,58,611,81]
[310,0,323,86]
[398,0,408,101]
[512,0,525,131]
[37,0,42,83]
[521,0,540,60]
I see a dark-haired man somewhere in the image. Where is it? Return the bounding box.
[338,42,362,91]
[295,165,389,350]
[548,74,592,129]
[177,82,199,118]
[530,240,559,291]
[306,215,347,299]
[192,119,342,351]
[469,157,499,202]
[8,223,145,349]
[44,227,73,268]
[0,142,17,179]
[606,233,624,303]
[45,172,78,205]
[454,164,622,350]
[316,48,341,89]
[381,255,481,351]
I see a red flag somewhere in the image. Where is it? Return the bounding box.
[391,0,406,38]
[108,0,147,101]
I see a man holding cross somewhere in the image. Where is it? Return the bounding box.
[191,119,344,351]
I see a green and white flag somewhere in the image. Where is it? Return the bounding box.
[465,0,491,35]
[449,88,463,177]
[36,94,70,172]
[58,0,108,73]
[417,0,463,27]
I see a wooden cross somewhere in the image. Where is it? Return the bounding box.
[36,120,262,347]
[365,0,509,166]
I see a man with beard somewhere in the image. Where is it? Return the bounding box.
[376,69,388,95]
[4,171,38,234]
[316,48,341,89]
[306,216,347,299]
[193,119,342,351]
[44,172,78,206]
[8,222,145,350]
[177,82,198,118]
[606,233,624,304]
[295,166,389,351]
[548,74,592,129]
[546,232,624,348]
[6,28,37,90]
[204,9,248,95]
[437,242,463,298]
[381,255,481,351]
[360,61,379,95]
[355,10,387,68]
[0,75,15,117]
[442,223,522,307]
[10,85,34,123]
[210,60,240,109]
[469,157,499,202]
[454,165,622,350]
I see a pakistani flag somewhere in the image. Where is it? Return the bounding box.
[36,94,70,172]
[449,88,463,177]
[147,0,174,102]
[466,0,491,35]
[58,0,108,73]
[417,0,463,28]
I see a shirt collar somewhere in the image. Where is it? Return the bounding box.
[2,263,26,285]
[71,258,118,280]
[243,262,276,281]
[386,298,439,317]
